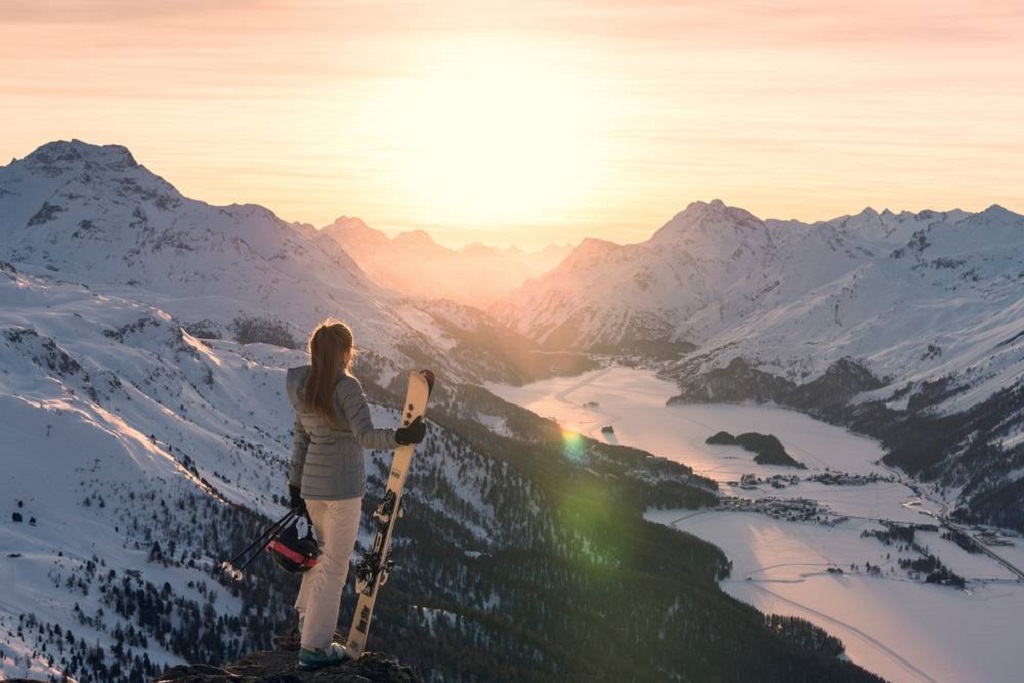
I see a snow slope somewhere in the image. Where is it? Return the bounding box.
[0,140,436,372]
[0,254,548,680]
[0,142,555,680]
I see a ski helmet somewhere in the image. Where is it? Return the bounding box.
[266,515,320,573]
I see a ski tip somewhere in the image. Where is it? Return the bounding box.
[419,368,435,392]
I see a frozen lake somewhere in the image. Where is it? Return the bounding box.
[489,366,1024,683]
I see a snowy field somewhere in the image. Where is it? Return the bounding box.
[489,367,1024,683]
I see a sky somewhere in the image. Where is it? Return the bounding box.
[2,0,1023,250]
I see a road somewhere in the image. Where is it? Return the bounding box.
[879,461,1024,581]
[945,521,1024,581]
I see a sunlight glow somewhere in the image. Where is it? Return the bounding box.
[379,40,606,227]
[4,2,1023,247]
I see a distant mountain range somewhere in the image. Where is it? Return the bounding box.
[321,216,569,308]
[0,140,385,336]
[493,198,1024,393]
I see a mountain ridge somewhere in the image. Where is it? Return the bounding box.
[0,139,562,387]
[492,198,1024,385]
[321,216,570,309]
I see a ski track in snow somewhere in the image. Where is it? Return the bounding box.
[554,366,614,403]
[552,366,615,434]
[740,581,939,683]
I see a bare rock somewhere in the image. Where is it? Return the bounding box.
[154,627,423,683]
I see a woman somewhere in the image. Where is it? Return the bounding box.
[285,319,425,671]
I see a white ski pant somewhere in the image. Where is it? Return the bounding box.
[294,497,362,651]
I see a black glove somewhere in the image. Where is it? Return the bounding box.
[395,416,426,445]
[288,484,306,514]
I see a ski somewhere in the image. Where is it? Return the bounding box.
[345,368,434,659]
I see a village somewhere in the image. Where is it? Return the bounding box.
[726,470,896,491]
[807,471,896,486]
[717,494,841,525]
[729,473,802,490]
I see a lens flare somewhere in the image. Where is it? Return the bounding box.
[561,429,587,466]
[557,428,636,572]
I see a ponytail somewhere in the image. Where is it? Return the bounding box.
[304,319,355,429]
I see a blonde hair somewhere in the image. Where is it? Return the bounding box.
[304,319,355,429]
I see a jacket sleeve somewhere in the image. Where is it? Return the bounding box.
[288,413,310,488]
[336,376,399,451]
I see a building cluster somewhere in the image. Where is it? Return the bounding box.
[730,473,803,490]
[718,495,834,524]
[807,471,894,486]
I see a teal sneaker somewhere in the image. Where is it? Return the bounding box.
[298,642,347,671]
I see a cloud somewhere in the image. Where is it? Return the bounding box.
[522,0,1024,49]
[0,0,238,23]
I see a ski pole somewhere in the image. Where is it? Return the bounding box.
[220,508,298,580]
[222,509,297,578]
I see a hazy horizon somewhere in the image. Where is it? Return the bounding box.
[3,1,1023,251]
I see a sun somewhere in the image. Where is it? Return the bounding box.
[380,40,605,227]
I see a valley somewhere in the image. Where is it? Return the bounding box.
[491,366,1024,683]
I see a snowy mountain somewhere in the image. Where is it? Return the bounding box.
[491,197,1024,402]
[1,143,882,682]
[487,202,794,356]
[492,199,1024,379]
[0,141,389,337]
[492,199,1024,530]
[0,140,549,386]
[321,217,570,308]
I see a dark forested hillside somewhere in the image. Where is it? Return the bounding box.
[347,382,885,682]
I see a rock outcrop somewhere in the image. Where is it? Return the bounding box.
[154,628,423,683]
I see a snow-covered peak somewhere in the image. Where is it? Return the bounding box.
[3,143,158,232]
[981,203,1014,218]
[651,199,764,242]
[20,139,140,174]
[392,229,437,250]
[320,215,390,250]
[12,141,170,212]
[645,199,775,272]
[967,204,1024,232]
[554,237,626,272]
